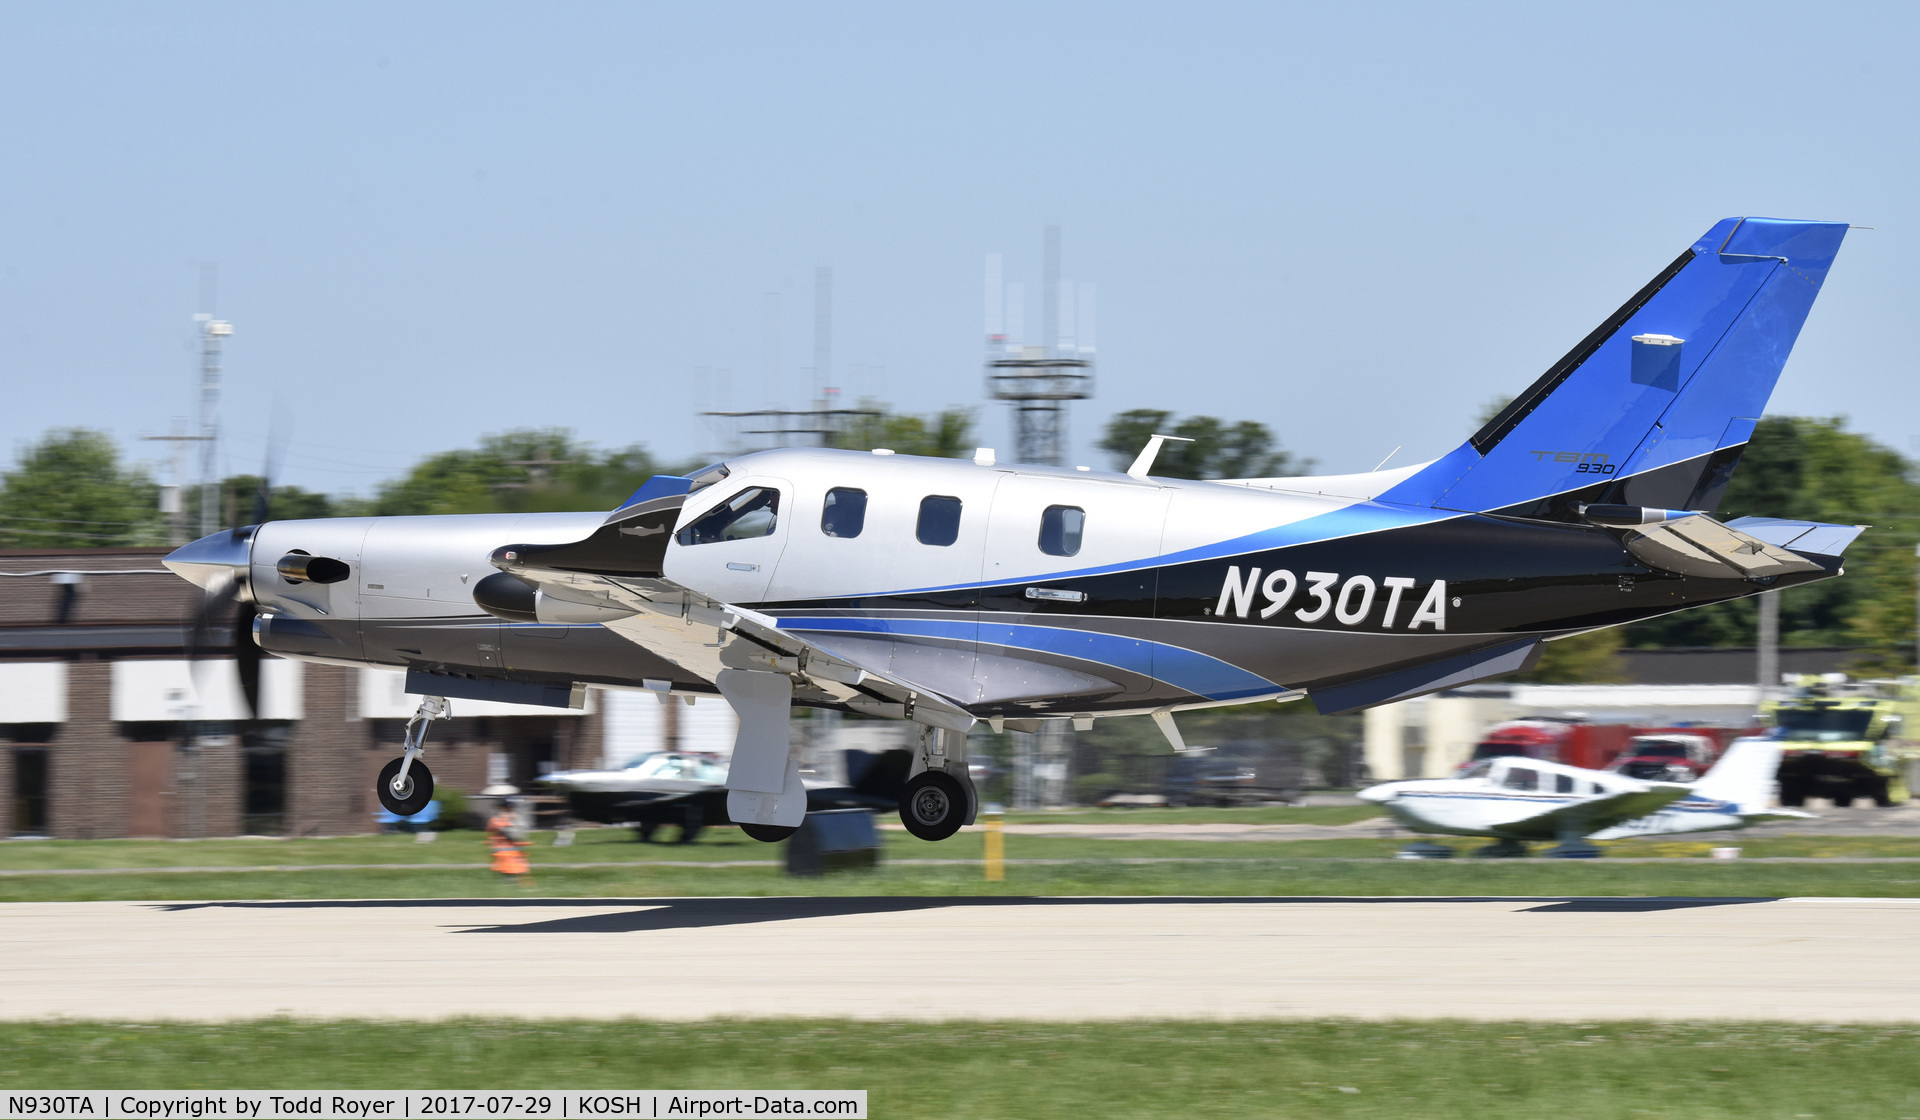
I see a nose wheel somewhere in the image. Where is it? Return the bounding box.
[376,695,448,818]
[900,770,967,841]
[377,757,436,816]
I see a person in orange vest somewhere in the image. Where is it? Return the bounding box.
[484,788,534,886]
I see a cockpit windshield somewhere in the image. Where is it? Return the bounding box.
[1460,760,1494,780]
[1774,708,1875,742]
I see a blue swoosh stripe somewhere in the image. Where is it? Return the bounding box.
[781,616,1287,702]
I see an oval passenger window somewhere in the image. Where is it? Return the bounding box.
[917,495,963,546]
[1038,505,1085,557]
[821,487,868,538]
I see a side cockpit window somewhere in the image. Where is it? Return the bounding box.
[676,487,780,545]
[1038,505,1085,557]
[1502,767,1538,791]
[821,488,868,538]
[917,495,963,546]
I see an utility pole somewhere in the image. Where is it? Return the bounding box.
[1757,589,1780,712]
[143,421,207,546]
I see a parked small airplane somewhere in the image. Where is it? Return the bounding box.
[163,216,1864,844]
[543,748,911,842]
[1359,739,1811,856]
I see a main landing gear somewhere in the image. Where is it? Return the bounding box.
[900,770,968,841]
[377,696,449,817]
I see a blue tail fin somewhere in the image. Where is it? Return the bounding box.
[1381,217,1849,516]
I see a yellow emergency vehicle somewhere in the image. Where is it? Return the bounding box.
[1761,676,1919,807]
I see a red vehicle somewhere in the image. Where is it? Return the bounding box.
[1460,720,1757,774]
[1462,719,1579,765]
[1604,733,1718,781]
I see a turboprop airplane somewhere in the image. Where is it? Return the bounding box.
[163,216,1864,844]
[1358,739,1812,856]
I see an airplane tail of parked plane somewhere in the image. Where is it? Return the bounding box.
[1692,738,1786,814]
[1378,217,1851,518]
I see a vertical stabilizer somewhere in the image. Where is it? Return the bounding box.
[1380,218,1849,517]
[1692,738,1783,812]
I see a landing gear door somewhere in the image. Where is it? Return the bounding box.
[662,477,793,605]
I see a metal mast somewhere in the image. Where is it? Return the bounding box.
[987,225,1092,465]
[194,312,233,535]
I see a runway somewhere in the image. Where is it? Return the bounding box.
[2,896,1915,1022]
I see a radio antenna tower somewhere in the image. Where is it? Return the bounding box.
[987,225,1092,465]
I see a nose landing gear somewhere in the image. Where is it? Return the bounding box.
[377,696,449,817]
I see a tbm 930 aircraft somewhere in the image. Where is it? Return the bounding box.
[164,216,1862,843]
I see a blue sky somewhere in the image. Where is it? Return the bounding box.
[1,2,1912,494]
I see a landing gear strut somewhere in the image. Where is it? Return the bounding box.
[377,695,448,817]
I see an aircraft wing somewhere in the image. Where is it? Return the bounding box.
[487,494,976,733]
[1500,784,1693,839]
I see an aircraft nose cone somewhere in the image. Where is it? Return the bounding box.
[1356,784,1390,803]
[163,527,255,591]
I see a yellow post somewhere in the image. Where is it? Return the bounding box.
[983,804,1005,881]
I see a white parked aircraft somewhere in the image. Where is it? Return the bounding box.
[1358,739,1811,856]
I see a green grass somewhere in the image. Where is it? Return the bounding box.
[1001,803,1382,825]
[3,1019,1919,1119]
[6,852,1920,901]
[8,827,1920,902]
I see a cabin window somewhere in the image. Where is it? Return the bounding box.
[1554,773,1575,793]
[1502,767,1537,791]
[917,495,963,546]
[1038,505,1086,557]
[821,487,868,538]
[676,487,780,545]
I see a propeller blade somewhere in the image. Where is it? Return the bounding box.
[252,403,293,526]
[235,601,262,720]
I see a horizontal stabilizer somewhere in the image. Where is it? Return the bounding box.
[1726,516,1867,557]
[1621,514,1824,580]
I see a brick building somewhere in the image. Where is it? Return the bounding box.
[0,547,611,839]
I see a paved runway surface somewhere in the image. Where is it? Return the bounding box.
[3,896,1916,1022]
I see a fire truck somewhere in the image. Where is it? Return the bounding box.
[1761,677,1920,807]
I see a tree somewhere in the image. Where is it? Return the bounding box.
[829,406,976,459]
[1098,410,1310,479]
[1623,416,1920,670]
[1506,629,1627,684]
[185,475,347,531]
[372,430,677,516]
[0,429,164,548]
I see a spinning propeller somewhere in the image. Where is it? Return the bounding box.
[167,438,286,721]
